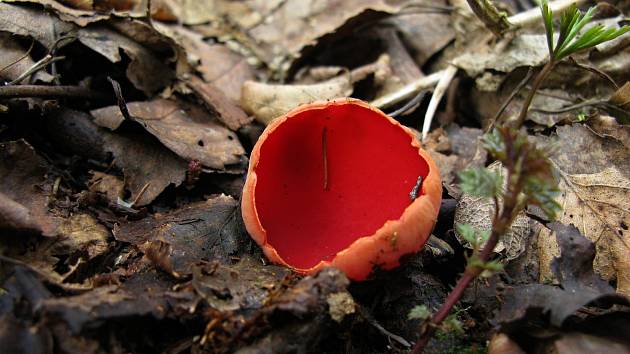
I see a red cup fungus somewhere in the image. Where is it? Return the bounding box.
[241,98,442,280]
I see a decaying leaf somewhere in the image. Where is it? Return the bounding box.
[91,99,245,170]
[78,26,174,95]
[192,257,288,311]
[0,2,75,48]
[537,124,630,295]
[0,32,54,83]
[47,109,188,206]
[454,162,530,260]
[187,76,253,131]
[0,140,62,236]
[114,195,247,275]
[88,172,125,205]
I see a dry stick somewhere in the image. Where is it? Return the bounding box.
[0,84,106,99]
[387,90,426,118]
[322,127,329,191]
[513,60,556,127]
[486,67,535,132]
[421,65,458,141]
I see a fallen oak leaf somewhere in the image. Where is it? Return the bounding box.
[90,99,245,170]
[538,165,630,295]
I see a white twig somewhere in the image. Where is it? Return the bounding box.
[509,0,587,27]
[421,64,457,141]
[371,70,443,109]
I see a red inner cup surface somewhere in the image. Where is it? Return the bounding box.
[254,103,429,269]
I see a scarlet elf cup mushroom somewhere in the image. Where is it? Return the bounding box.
[242,98,441,280]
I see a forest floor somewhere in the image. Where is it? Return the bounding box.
[1,1,629,353]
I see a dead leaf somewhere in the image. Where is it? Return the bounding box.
[536,124,630,295]
[498,222,629,328]
[241,75,352,125]
[0,33,54,83]
[78,26,174,95]
[588,115,630,149]
[187,76,253,131]
[0,140,61,236]
[0,2,76,48]
[167,25,255,102]
[88,172,125,205]
[453,34,548,78]
[47,109,188,206]
[192,257,288,311]
[113,195,247,275]
[91,99,245,170]
[454,162,530,260]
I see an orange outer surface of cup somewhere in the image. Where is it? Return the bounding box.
[241,98,442,281]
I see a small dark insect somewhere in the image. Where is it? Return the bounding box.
[409,176,423,201]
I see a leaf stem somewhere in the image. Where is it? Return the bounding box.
[513,60,556,127]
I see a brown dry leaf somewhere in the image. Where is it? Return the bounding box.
[454,162,530,260]
[77,26,174,95]
[241,75,352,125]
[47,109,188,206]
[3,0,111,26]
[166,25,255,102]
[88,172,125,205]
[243,0,403,72]
[536,124,630,295]
[0,140,61,236]
[91,99,245,170]
[187,75,252,131]
[588,115,630,149]
[538,166,630,295]
[113,195,246,275]
[0,2,76,48]
[192,257,288,311]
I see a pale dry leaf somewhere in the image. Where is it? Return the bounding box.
[538,166,630,295]
[0,2,76,48]
[454,162,530,260]
[241,75,352,125]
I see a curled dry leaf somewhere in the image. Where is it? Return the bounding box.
[0,140,61,236]
[78,26,174,95]
[241,75,352,125]
[187,76,252,131]
[537,124,630,295]
[0,2,75,48]
[91,99,245,170]
[3,0,111,26]
[454,162,530,260]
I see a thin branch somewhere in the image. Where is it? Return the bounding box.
[509,0,587,27]
[371,71,443,110]
[387,90,426,118]
[486,67,534,132]
[0,85,106,99]
[422,65,458,141]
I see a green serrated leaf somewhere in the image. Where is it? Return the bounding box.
[408,305,432,320]
[459,167,503,198]
[442,315,465,335]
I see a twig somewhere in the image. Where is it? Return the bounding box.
[509,0,587,27]
[8,56,65,85]
[513,60,556,127]
[486,67,534,132]
[371,71,443,110]
[387,90,426,118]
[530,99,606,114]
[358,305,411,348]
[568,57,618,89]
[466,0,511,36]
[0,85,106,99]
[421,65,457,141]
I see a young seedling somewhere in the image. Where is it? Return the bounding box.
[513,0,629,127]
[409,1,630,351]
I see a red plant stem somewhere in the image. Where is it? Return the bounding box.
[513,60,556,128]
[411,230,500,353]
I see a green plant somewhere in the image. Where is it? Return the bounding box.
[513,0,629,127]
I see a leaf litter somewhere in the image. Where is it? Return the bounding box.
[0,0,629,353]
